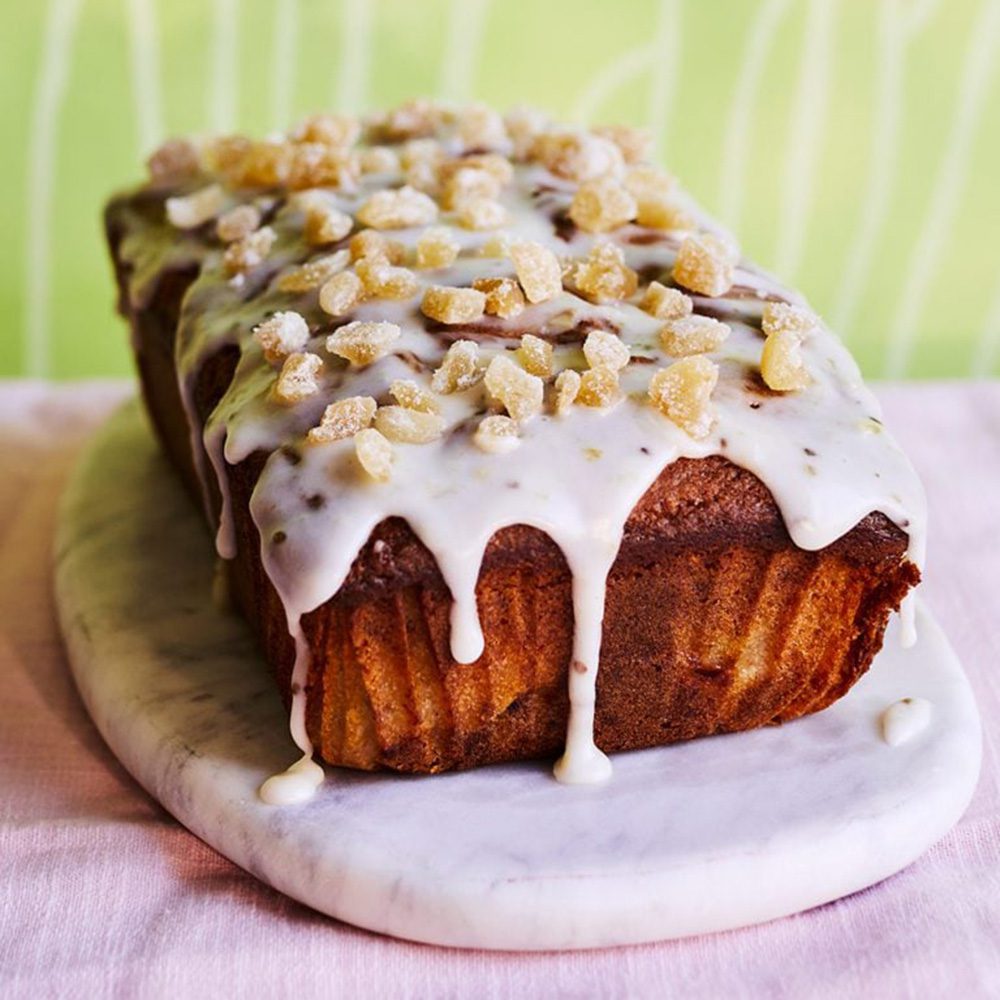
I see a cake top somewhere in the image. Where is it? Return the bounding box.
[112,100,926,791]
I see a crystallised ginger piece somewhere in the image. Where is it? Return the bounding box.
[358,146,400,174]
[389,379,440,414]
[272,352,323,404]
[473,277,526,319]
[573,242,638,303]
[374,405,446,443]
[648,356,718,438]
[292,113,360,149]
[354,428,393,481]
[357,185,438,229]
[457,103,508,151]
[761,301,817,338]
[517,334,553,376]
[504,106,549,159]
[349,229,406,265]
[473,415,520,454]
[593,125,651,165]
[421,286,486,324]
[510,241,562,304]
[304,203,353,246]
[286,143,356,190]
[307,396,377,444]
[431,340,482,393]
[568,176,637,234]
[416,227,460,268]
[253,311,310,364]
[277,250,351,292]
[553,369,581,414]
[484,355,544,423]
[326,320,400,365]
[223,226,276,276]
[672,233,737,297]
[147,138,200,182]
[216,204,261,242]
[441,166,502,210]
[641,281,692,321]
[166,184,225,229]
[530,130,624,182]
[660,315,730,357]
[583,329,630,371]
[457,198,507,231]
[761,329,810,391]
[318,270,364,316]
[576,366,621,408]
[355,257,418,300]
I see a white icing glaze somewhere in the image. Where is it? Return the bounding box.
[113,112,927,803]
[258,754,325,805]
[881,697,933,746]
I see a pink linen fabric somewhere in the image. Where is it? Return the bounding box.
[1,379,998,999]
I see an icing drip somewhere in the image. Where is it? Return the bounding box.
[112,111,928,802]
[881,697,932,746]
[258,754,325,805]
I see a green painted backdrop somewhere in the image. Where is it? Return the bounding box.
[3,0,1000,379]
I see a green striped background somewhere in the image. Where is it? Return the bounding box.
[3,0,1000,379]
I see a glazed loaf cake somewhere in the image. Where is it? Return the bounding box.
[105,102,924,789]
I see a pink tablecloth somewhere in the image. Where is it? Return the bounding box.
[1,380,998,998]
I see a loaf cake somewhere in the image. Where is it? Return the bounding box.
[104,101,925,798]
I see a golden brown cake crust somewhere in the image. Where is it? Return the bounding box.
[106,201,918,773]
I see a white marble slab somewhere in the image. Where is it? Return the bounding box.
[55,402,982,951]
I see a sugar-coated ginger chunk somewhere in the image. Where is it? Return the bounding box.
[306,395,377,444]
[641,281,692,321]
[573,242,638,303]
[420,286,486,324]
[318,270,364,317]
[761,329,810,391]
[415,227,460,269]
[354,427,393,481]
[553,369,581,414]
[253,311,310,364]
[671,233,738,297]
[576,366,621,408]
[473,415,520,454]
[484,354,544,423]
[272,352,323,405]
[568,176,637,234]
[389,379,440,414]
[326,320,400,365]
[510,241,562,304]
[374,405,446,443]
[583,329,630,371]
[474,277,526,319]
[356,185,437,229]
[648,356,719,438]
[431,340,482,393]
[166,184,225,229]
[659,315,730,357]
[517,334,553,377]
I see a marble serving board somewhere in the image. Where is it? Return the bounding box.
[54,402,982,951]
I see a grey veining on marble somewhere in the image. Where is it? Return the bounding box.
[54,402,982,950]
